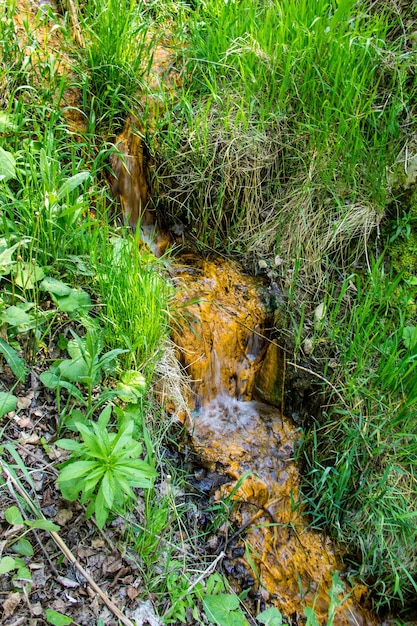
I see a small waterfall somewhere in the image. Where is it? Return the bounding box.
[172,256,375,625]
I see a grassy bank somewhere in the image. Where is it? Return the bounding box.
[151,0,417,615]
[152,0,415,271]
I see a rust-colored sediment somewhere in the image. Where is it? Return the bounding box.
[172,258,267,406]
[173,257,375,625]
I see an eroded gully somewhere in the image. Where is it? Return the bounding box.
[170,256,380,626]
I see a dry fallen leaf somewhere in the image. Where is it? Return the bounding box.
[56,576,80,589]
[55,508,73,526]
[2,591,21,618]
[16,393,33,411]
[14,414,34,428]
[102,555,123,574]
[18,433,39,445]
[126,585,139,600]
[130,600,162,626]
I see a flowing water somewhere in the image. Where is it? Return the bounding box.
[171,256,378,626]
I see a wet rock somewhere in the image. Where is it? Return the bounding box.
[254,340,285,408]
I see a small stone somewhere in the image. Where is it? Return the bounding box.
[303,338,313,355]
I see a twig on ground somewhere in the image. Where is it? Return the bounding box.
[1,458,136,626]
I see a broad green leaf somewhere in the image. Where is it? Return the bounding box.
[112,474,135,499]
[114,461,156,488]
[81,467,108,499]
[0,112,17,132]
[100,471,115,509]
[110,421,137,457]
[76,422,108,458]
[115,384,142,403]
[56,171,90,200]
[45,608,73,626]
[120,370,147,388]
[303,606,320,626]
[0,305,32,329]
[58,333,68,350]
[0,241,21,275]
[28,519,60,532]
[40,276,72,297]
[203,594,248,626]
[14,565,32,582]
[91,421,112,456]
[55,438,82,451]
[58,460,101,483]
[40,370,67,389]
[97,348,127,371]
[403,326,417,350]
[0,391,18,418]
[0,146,16,181]
[57,357,89,383]
[116,372,145,403]
[5,505,24,526]
[63,409,89,432]
[97,403,112,429]
[0,556,18,574]
[59,480,81,502]
[12,538,34,556]
[39,371,86,404]
[257,607,283,625]
[0,338,28,381]
[67,338,83,360]
[53,288,91,314]
[13,262,45,289]
[94,486,109,529]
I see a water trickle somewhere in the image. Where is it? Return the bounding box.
[173,257,378,625]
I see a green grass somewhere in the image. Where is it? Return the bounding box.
[152,0,415,267]
[297,257,417,612]
[91,231,172,375]
[2,0,417,620]
[0,2,193,621]
[75,0,155,131]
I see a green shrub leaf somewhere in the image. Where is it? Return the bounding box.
[203,594,248,626]
[58,460,102,483]
[12,538,34,556]
[45,608,73,625]
[0,146,16,181]
[28,519,60,532]
[0,305,33,329]
[403,326,417,350]
[0,391,18,418]
[53,288,91,314]
[13,262,45,289]
[257,607,283,625]
[40,277,72,297]
[5,506,24,526]
[0,556,18,574]
[0,338,28,381]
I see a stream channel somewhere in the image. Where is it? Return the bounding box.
[169,255,379,626]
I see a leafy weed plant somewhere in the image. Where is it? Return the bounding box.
[56,403,156,529]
